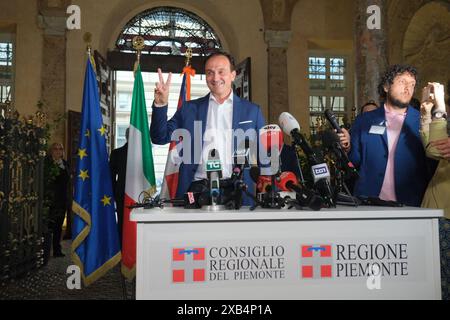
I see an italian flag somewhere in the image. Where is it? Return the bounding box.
[121,65,156,279]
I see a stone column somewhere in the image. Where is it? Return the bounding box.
[354,0,388,109]
[264,30,292,123]
[260,0,298,123]
[37,0,68,142]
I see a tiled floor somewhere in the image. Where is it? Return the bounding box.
[0,240,133,300]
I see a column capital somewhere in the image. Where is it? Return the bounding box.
[37,15,66,36]
[264,30,292,48]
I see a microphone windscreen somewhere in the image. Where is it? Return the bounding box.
[209,148,219,160]
[307,194,323,211]
[276,171,298,191]
[259,124,283,152]
[257,175,272,193]
[279,112,301,136]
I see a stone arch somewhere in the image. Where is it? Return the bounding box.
[114,7,222,56]
[99,1,236,57]
[402,1,450,88]
[387,0,448,64]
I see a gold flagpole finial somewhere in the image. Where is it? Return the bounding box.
[83,32,96,70]
[184,48,193,67]
[132,36,145,73]
[84,32,93,55]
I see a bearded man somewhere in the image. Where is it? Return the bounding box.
[338,64,430,206]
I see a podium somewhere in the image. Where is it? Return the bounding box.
[131,206,442,300]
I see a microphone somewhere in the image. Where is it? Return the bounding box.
[276,171,322,211]
[324,109,343,134]
[279,113,321,165]
[279,112,335,207]
[224,138,251,210]
[183,191,210,209]
[259,124,283,175]
[260,124,283,153]
[249,166,261,185]
[249,166,272,193]
[321,130,359,178]
[233,137,250,171]
[206,149,222,206]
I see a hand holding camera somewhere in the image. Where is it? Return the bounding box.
[430,82,446,115]
[422,82,446,119]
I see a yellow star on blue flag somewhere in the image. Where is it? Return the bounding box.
[100,195,112,206]
[98,126,107,137]
[79,170,89,181]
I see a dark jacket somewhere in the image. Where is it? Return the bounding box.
[44,157,70,211]
[348,105,429,206]
[109,143,128,205]
[150,93,266,204]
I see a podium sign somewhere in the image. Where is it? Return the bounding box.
[131,207,442,300]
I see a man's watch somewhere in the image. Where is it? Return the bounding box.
[432,111,447,119]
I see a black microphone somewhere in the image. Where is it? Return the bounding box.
[183,179,210,208]
[233,137,250,173]
[324,109,343,134]
[226,138,251,209]
[249,166,260,184]
[279,112,335,207]
[276,171,322,211]
[321,130,359,178]
[206,149,222,206]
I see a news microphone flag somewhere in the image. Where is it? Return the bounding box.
[160,66,196,200]
[71,57,121,286]
[121,64,156,279]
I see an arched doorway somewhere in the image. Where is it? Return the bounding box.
[110,6,224,192]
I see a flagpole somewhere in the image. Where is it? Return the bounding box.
[83,32,96,71]
[184,47,192,67]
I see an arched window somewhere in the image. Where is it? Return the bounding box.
[116,6,222,56]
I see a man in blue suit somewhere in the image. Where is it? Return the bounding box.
[150,51,265,205]
[339,64,429,207]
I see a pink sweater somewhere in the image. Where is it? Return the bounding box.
[379,107,407,202]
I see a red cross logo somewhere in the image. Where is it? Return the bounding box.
[300,245,333,279]
[172,247,206,283]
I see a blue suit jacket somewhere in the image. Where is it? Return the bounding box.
[349,105,428,206]
[150,93,266,205]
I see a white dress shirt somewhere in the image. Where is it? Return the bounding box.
[194,93,234,180]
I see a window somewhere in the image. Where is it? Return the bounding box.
[116,7,221,56]
[116,124,128,148]
[118,92,131,110]
[308,55,350,137]
[115,70,210,193]
[0,35,14,104]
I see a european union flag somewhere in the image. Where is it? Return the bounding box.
[71,57,121,286]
